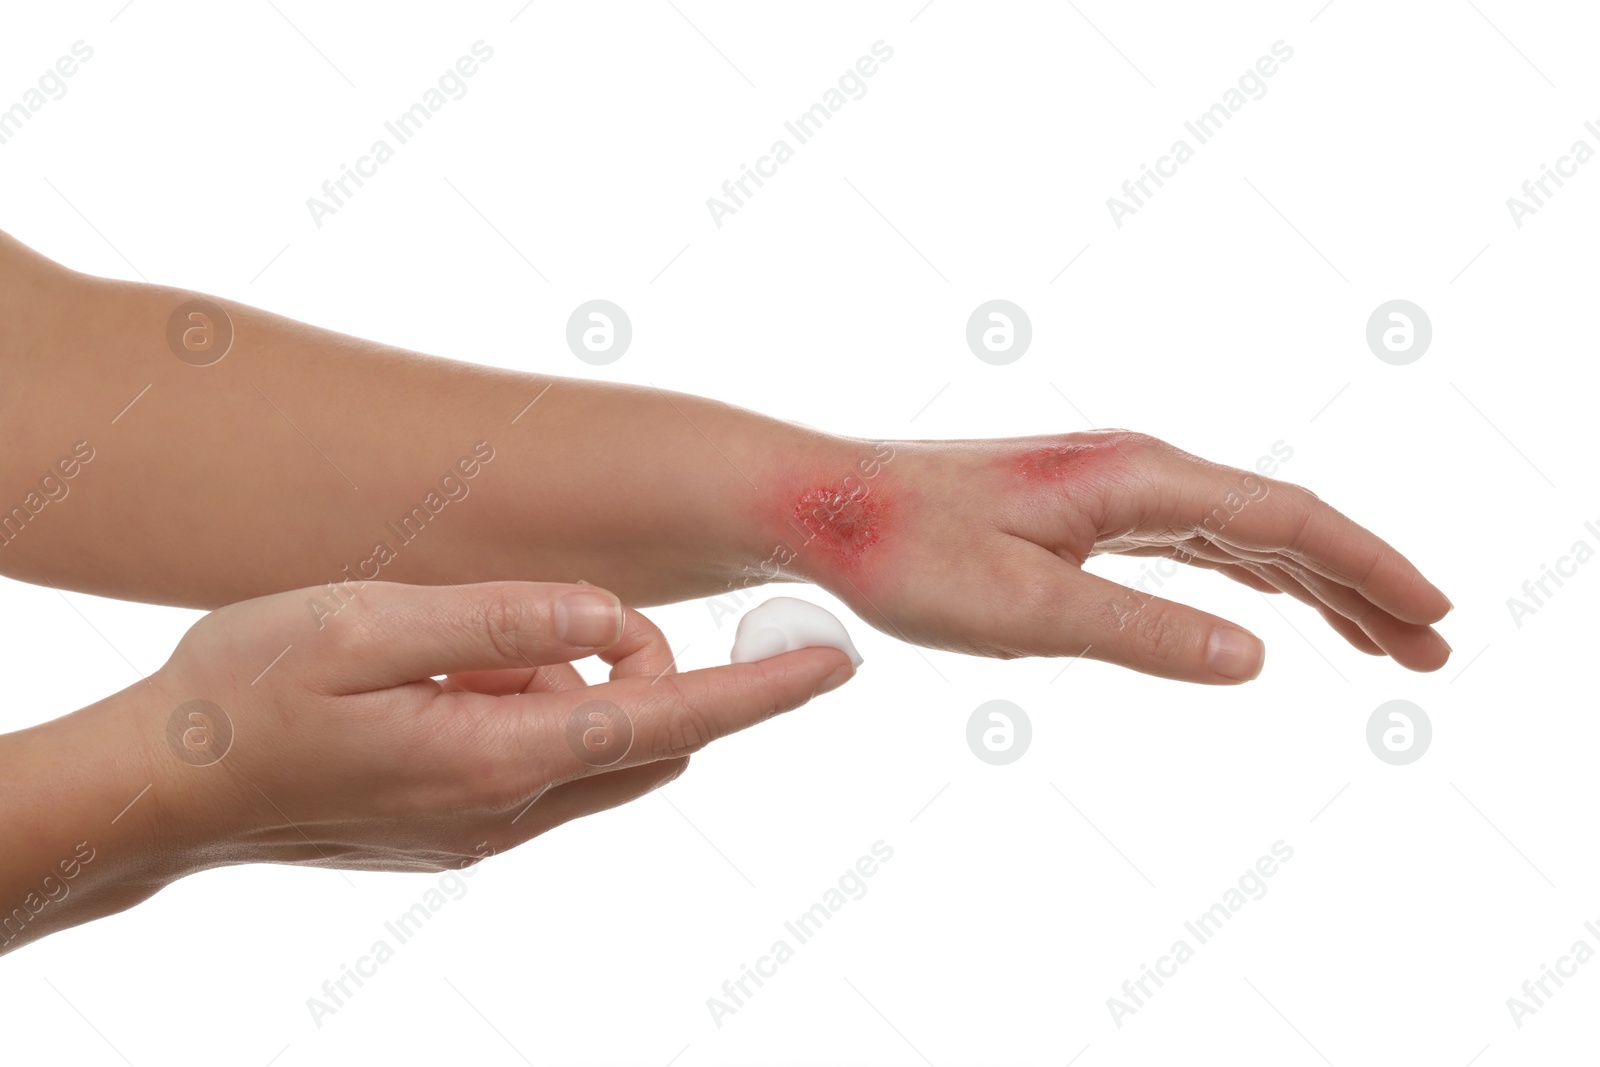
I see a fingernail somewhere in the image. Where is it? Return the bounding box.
[555,591,622,647]
[813,663,856,696]
[1434,629,1453,655]
[1207,628,1264,681]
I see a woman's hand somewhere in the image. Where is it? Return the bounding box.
[774,430,1451,685]
[140,580,853,875]
[1,578,854,954]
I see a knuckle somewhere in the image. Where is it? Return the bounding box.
[1106,429,1163,457]
[322,599,387,658]
[1345,550,1385,599]
[1275,479,1320,507]
[654,675,720,758]
[1116,429,1157,449]
[482,592,535,663]
[1129,605,1189,665]
[1285,499,1319,554]
[659,703,717,759]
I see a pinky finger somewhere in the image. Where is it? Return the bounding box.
[1235,561,1386,657]
[1174,550,1384,655]
[1173,551,1284,595]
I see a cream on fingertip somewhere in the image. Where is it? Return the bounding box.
[729,597,863,668]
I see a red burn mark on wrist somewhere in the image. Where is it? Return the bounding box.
[790,485,883,562]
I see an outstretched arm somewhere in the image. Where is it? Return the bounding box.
[0,230,815,610]
[0,231,1451,683]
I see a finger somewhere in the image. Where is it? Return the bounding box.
[447,658,687,833]
[1160,537,1387,657]
[1229,560,1388,657]
[995,542,1266,683]
[490,645,855,784]
[515,758,691,839]
[1103,534,1392,662]
[441,662,584,695]
[1198,531,1450,668]
[1109,442,1452,625]
[1248,555,1450,670]
[1116,539,1288,598]
[1189,559,1282,595]
[1205,486,1449,625]
[1190,531,1395,621]
[312,581,632,692]
[445,607,680,691]
[1128,538,1285,594]
[1072,569,1265,683]
[1308,602,1388,657]
[597,606,681,681]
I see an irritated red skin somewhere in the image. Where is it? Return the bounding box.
[1012,442,1104,482]
[790,485,884,565]
[748,477,895,599]
[764,439,1106,592]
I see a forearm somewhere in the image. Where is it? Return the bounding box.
[0,235,866,609]
[0,685,176,956]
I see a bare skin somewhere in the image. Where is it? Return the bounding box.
[0,580,854,955]
[0,230,1451,684]
[0,231,1451,953]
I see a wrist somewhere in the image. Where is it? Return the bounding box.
[737,431,902,597]
[0,683,193,954]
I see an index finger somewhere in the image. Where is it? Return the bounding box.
[444,602,678,693]
[598,602,681,681]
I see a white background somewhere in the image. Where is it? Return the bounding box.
[1,1,1596,1063]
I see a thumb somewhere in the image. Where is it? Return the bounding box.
[1058,569,1266,685]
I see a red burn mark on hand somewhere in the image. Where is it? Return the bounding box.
[1014,442,1101,481]
[791,485,882,561]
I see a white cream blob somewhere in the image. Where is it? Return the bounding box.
[729,597,863,668]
